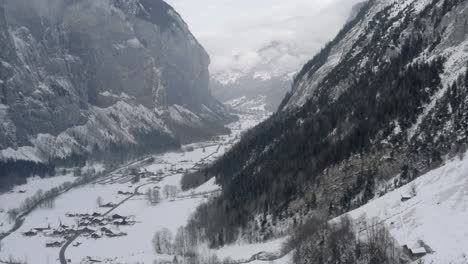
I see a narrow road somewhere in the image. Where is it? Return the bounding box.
[59,182,152,264]
[59,144,222,263]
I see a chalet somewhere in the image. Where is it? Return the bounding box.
[92,212,102,217]
[78,220,90,227]
[107,231,126,237]
[33,225,51,232]
[401,194,412,202]
[112,214,125,220]
[113,219,126,225]
[100,227,112,233]
[60,224,69,229]
[91,233,101,239]
[52,230,65,236]
[91,218,102,225]
[100,202,116,208]
[23,230,37,237]
[79,227,95,234]
[46,241,63,247]
[410,247,427,258]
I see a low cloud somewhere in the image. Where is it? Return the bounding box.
[166,0,362,75]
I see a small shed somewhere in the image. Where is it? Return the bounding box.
[112,214,125,220]
[410,247,427,257]
[100,202,116,208]
[401,194,412,202]
[46,241,63,247]
[23,230,37,237]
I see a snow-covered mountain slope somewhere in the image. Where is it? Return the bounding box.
[0,0,232,177]
[343,152,468,264]
[186,0,468,250]
[283,0,468,111]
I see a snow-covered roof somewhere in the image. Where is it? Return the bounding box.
[410,247,427,255]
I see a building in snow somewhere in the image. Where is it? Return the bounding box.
[401,194,412,202]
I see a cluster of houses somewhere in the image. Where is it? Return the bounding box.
[168,167,185,174]
[22,212,133,247]
[68,212,135,227]
[22,224,72,248]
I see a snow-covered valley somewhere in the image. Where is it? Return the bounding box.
[0,112,275,264]
[2,108,468,264]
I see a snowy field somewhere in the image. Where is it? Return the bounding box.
[341,152,468,264]
[0,112,276,264]
[0,173,76,233]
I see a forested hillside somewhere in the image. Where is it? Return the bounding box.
[185,0,468,248]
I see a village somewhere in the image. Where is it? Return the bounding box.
[0,113,269,264]
[22,211,132,248]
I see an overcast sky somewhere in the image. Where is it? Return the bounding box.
[165,0,361,75]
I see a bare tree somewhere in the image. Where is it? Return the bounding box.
[146,188,161,205]
[410,183,417,197]
[153,228,174,254]
[96,196,103,207]
[163,185,178,199]
[7,208,19,222]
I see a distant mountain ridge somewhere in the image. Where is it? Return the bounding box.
[210,41,298,112]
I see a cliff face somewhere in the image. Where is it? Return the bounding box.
[0,0,232,164]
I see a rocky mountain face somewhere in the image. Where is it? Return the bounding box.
[187,0,468,247]
[0,0,231,182]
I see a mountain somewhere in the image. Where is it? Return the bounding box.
[210,41,300,112]
[211,74,291,113]
[185,0,468,249]
[0,0,232,187]
[346,1,368,23]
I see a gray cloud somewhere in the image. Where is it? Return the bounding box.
[165,0,362,75]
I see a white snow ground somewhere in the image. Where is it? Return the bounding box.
[0,173,76,233]
[341,152,468,264]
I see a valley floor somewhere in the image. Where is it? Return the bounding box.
[0,111,276,264]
